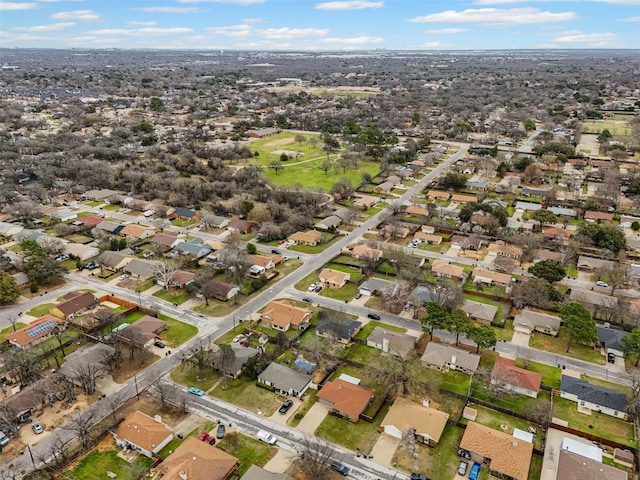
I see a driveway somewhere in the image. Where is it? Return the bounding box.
[296,401,330,434]
[268,398,301,425]
[511,331,531,348]
[370,434,399,467]
[263,448,298,473]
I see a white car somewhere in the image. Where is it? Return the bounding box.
[118,274,130,281]
[308,283,317,291]
[596,281,608,287]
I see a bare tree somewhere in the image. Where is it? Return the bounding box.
[63,409,97,450]
[372,353,429,398]
[152,260,179,290]
[184,339,214,380]
[152,218,172,232]
[295,437,334,480]
[517,347,533,369]
[212,344,236,387]
[380,281,411,314]
[68,361,103,395]
[399,426,419,467]
[152,379,173,410]
[38,235,66,255]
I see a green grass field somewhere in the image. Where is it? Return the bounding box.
[581,118,633,137]
[26,303,55,318]
[66,450,153,480]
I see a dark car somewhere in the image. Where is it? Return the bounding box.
[410,474,429,480]
[271,249,281,254]
[367,313,381,320]
[330,461,350,476]
[279,399,293,414]
[154,341,166,349]
[302,297,312,303]
[457,449,471,460]
[216,424,225,439]
[355,293,362,299]
[206,436,216,445]
[314,285,323,292]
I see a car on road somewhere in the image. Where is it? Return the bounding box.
[596,280,608,287]
[308,283,317,291]
[330,461,350,476]
[257,430,277,445]
[188,387,205,396]
[302,297,312,303]
[367,313,381,320]
[216,424,225,439]
[279,399,293,414]
[32,422,44,435]
[469,462,481,480]
[153,340,166,349]
[271,249,281,255]
[410,474,429,480]
[458,460,468,476]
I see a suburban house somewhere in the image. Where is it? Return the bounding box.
[118,316,168,347]
[353,195,378,210]
[119,224,156,240]
[315,215,343,231]
[211,344,259,378]
[203,215,230,229]
[414,231,442,245]
[6,315,62,349]
[159,436,238,480]
[171,207,200,221]
[64,243,100,261]
[427,190,450,201]
[250,254,281,272]
[316,318,362,344]
[556,449,627,480]
[461,299,498,324]
[242,466,293,480]
[471,267,512,287]
[50,291,99,320]
[487,242,523,260]
[379,224,410,238]
[596,325,627,359]
[97,251,134,272]
[421,343,480,375]
[161,269,197,289]
[577,255,614,272]
[514,201,543,213]
[405,205,429,217]
[533,249,566,263]
[149,232,180,250]
[513,310,561,336]
[205,280,240,301]
[547,206,578,218]
[227,218,255,234]
[96,220,125,235]
[381,397,449,445]
[450,235,483,251]
[123,259,161,280]
[317,378,374,422]
[459,421,533,480]
[0,375,67,425]
[257,362,313,397]
[542,226,572,241]
[74,215,105,228]
[287,229,322,246]
[260,300,312,332]
[374,181,394,195]
[431,259,465,281]
[0,221,25,239]
[59,343,115,384]
[584,211,614,223]
[246,127,278,138]
[172,238,212,259]
[318,268,350,288]
[351,243,383,262]
[111,411,173,458]
[12,272,30,289]
[366,327,416,359]
[490,357,542,398]
[358,277,399,297]
[451,193,477,204]
[569,288,618,310]
[559,375,627,419]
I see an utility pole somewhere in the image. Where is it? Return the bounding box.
[134,374,139,399]
[26,443,36,470]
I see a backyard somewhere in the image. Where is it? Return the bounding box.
[315,403,390,452]
[65,449,153,480]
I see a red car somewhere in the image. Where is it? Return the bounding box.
[198,432,210,442]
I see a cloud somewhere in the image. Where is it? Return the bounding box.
[619,16,640,22]
[206,24,253,36]
[50,10,99,21]
[423,41,451,48]
[408,8,577,26]
[127,21,158,27]
[0,2,37,10]
[553,32,618,43]
[242,17,264,24]
[257,27,330,39]
[13,22,74,31]
[475,0,640,3]
[322,35,383,44]
[135,6,200,13]
[177,0,265,4]
[315,1,383,10]
[424,28,468,34]
[93,27,194,36]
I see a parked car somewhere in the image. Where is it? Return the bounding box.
[469,462,481,480]
[458,460,468,475]
[216,424,225,439]
[457,449,471,460]
[205,436,216,445]
[608,352,616,363]
[32,422,44,435]
[596,280,608,287]
[84,262,97,270]
[314,285,323,292]
[232,334,245,343]
[0,431,9,447]
[118,274,129,281]
[257,430,277,445]
[355,293,362,299]
[302,297,312,303]
[198,432,210,442]
[279,399,293,414]
[188,387,205,396]
[410,474,429,480]
[154,340,166,349]
[367,313,381,320]
[308,283,317,291]
[330,461,350,476]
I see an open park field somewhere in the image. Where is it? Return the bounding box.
[582,115,633,137]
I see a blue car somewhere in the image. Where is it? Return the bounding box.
[188,387,205,396]
[469,462,481,480]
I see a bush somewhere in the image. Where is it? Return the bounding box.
[30,284,38,293]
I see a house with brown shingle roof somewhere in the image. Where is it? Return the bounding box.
[206,279,240,301]
[317,378,374,422]
[487,242,523,260]
[431,259,465,281]
[120,315,168,346]
[319,268,350,288]
[287,229,322,246]
[542,226,572,241]
[149,232,180,250]
[50,291,99,320]
[460,422,533,480]
[421,343,480,375]
[427,190,450,201]
[584,211,614,223]
[351,244,383,262]
[119,224,155,240]
[491,356,542,398]
[227,218,255,234]
[381,397,449,445]
[353,195,378,210]
[378,224,410,238]
[405,205,429,217]
[159,436,238,480]
[471,267,512,287]
[166,269,197,288]
[556,449,627,480]
[261,300,312,332]
[451,193,477,204]
[414,231,442,245]
[111,411,174,458]
[250,254,281,271]
[76,215,104,227]
[6,315,62,349]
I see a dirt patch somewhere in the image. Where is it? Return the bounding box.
[264,137,294,147]
[113,391,188,428]
[111,350,159,384]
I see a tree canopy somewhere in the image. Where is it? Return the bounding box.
[621,328,640,366]
[0,271,20,304]
[467,324,497,354]
[528,260,566,283]
[560,302,596,353]
[577,223,627,253]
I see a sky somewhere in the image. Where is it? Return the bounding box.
[1,0,639,50]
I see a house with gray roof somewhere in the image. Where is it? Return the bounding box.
[514,201,543,212]
[0,221,24,238]
[577,255,614,272]
[560,375,627,419]
[315,215,342,231]
[172,238,211,259]
[123,258,162,280]
[547,206,578,218]
[97,250,134,272]
[358,277,399,296]
[257,362,312,397]
[366,327,416,359]
[96,220,124,234]
[211,344,259,379]
[570,287,618,309]
[461,299,498,324]
[59,343,115,383]
[513,310,561,336]
[421,343,480,375]
[316,318,362,344]
[597,325,627,358]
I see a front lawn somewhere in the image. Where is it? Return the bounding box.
[211,375,281,416]
[552,396,636,447]
[319,283,359,301]
[64,234,94,244]
[153,287,191,305]
[288,234,342,254]
[217,433,277,477]
[315,403,389,452]
[65,450,153,480]
[170,363,220,392]
[157,313,198,346]
[289,390,318,427]
[514,359,562,389]
[354,320,406,340]
[529,328,605,365]
[0,323,27,342]
[26,303,56,318]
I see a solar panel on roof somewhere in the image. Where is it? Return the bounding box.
[27,320,58,337]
